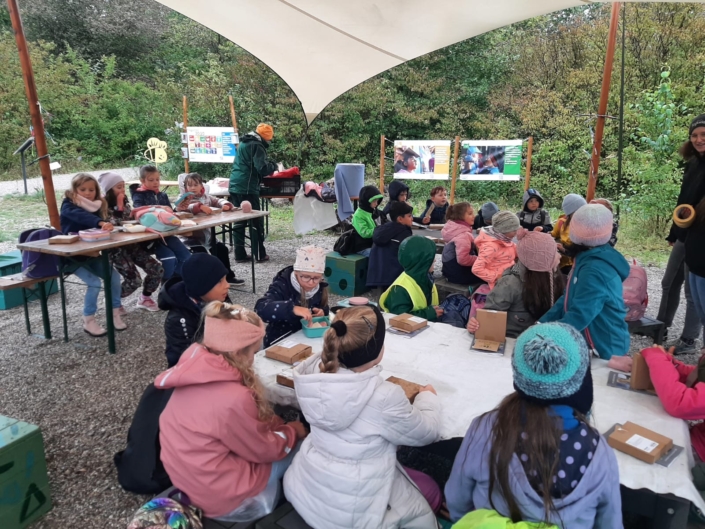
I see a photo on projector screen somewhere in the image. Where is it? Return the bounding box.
[459,140,522,181]
[393,140,451,180]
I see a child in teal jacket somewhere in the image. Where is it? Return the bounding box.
[351,185,384,256]
[540,204,630,359]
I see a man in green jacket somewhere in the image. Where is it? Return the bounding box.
[229,123,278,262]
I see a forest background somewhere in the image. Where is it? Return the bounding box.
[1,1,705,239]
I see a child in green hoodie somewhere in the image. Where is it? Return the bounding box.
[351,185,384,257]
[380,236,443,321]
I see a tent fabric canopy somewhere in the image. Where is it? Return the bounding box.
[155,0,688,124]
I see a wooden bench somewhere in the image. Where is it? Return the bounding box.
[627,315,666,345]
[435,277,471,302]
[0,273,58,339]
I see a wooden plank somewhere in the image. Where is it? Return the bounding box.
[0,273,58,291]
[17,210,269,257]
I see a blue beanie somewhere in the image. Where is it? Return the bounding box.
[513,323,592,413]
[182,253,228,298]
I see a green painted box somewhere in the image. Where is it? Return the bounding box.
[0,251,58,310]
[0,416,52,528]
[324,252,369,297]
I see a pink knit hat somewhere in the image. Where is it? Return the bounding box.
[203,311,265,353]
[516,230,560,272]
[569,204,613,247]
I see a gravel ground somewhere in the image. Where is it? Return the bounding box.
[0,216,697,527]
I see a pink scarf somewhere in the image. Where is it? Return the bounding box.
[75,194,102,213]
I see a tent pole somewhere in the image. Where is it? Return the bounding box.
[616,3,626,213]
[8,0,60,229]
[183,96,189,173]
[229,95,239,133]
[450,136,460,204]
[524,136,534,191]
[586,2,621,202]
[379,135,386,193]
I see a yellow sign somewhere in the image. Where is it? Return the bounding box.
[144,138,168,165]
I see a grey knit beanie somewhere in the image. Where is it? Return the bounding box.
[513,322,590,401]
[481,202,499,221]
[492,211,520,234]
[562,194,587,216]
[98,172,124,194]
[569,203,614,247]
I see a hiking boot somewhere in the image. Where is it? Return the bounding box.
[83,315,107,337]
[137,295,160,312]
[116,306,127,316]
[227,275,246,286]
[256,255,270,263]
[235,255,252,263]
[113,308,127,331]
[671,338,697,356]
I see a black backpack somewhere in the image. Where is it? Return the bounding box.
[114,384,174,494]
[334,229,356,256]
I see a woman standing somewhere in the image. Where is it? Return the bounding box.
[658,114,705,354]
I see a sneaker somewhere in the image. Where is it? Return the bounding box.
[672,338,698,356]
[235,255,252,263]
[116,306,127,316]
[82,315,107,337]
[227,276,246,286]
[113,308,127,331]
[137,295,160,312]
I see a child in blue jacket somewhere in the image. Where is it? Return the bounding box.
[60,173,125,337]
[130,165,191,280]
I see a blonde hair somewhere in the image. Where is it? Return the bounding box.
[446,201,473,222]
[65,173,108,219]
[200,301,272,421]
[320,306,377,374]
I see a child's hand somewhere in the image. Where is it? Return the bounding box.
[420,384,437,395]
[294,306,313,324]
[607,355,633,373]
[288,420,309,440]
[116,192,125,209]
[99,222,114,231]
[422,216,431,224]
[434,306,444,318]
[556,243,565,252]
[311,307,324,317]
[222,203,233,211]
[467,317,480,334]
[534,226,543,232]
[201,205,213,215]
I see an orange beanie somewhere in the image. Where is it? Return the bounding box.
[256,123,274,141]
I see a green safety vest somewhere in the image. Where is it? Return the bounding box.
[379,272,439,312]
[452,509,558,529]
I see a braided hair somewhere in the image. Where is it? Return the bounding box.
[319,306,378,374]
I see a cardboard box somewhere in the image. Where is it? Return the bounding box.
[473,309,507,351]
[607,421,673,464]
[175,211,193,219]
[630,353,655,392]
[265,341,312,364]
[387,376,422,403]
[276,369,295,389]
[389,313,428,333]
[48,234,78,244]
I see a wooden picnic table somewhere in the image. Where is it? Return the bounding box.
[17,209,268,354]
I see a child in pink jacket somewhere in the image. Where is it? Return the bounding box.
[441,202,482,285]
[156,301,308,521]
[642,346,705,461]
[472,210,519,289]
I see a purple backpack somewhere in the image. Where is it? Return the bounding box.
[19,228,62,279]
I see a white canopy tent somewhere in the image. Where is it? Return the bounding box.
[154,0,694,124]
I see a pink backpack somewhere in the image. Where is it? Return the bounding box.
[469,284,491,320]
[623,259,648,322]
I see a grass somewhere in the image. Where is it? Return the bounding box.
[0,190,58,243]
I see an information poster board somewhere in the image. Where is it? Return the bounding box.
[187,127,239,163]
[393,140,451,180]
[458,140,522,181]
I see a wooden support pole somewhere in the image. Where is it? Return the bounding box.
[229,95,238,133]
[183,95,189,173]
[586,2,621,203]
[450,136,460,204]
[8,0,60,229]
[524,136,534,191]
[379,135,386,193]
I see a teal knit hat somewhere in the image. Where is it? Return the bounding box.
[513,323,590,402]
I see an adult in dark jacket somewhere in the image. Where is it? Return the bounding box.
[473,202,498,230]
[658,114,705,354]
[381,180,410,222]
[255,246,330,347]
[684,118,705,333]
[228,124,279,263]
[158,254,230,367]
[367,201,414,289]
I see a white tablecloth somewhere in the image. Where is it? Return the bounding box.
[254,315,705,510]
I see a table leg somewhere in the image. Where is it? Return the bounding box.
[210,226,217,253]
[22,287,31,335]
[38,280,52,339]
[251,220,256,294]
[101,251,116,354]
[59,270,69,343]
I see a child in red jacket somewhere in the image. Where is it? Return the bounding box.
[642,347,705,461]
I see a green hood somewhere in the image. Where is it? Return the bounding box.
[398,235,436,295]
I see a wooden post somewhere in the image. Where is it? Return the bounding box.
[229,95,239,133]
[524,136,534,191]
[379,135,385,193]
[586,2,621,202]
[8,0,60,230]
[182,96,189,173]
[449,136,460,204]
